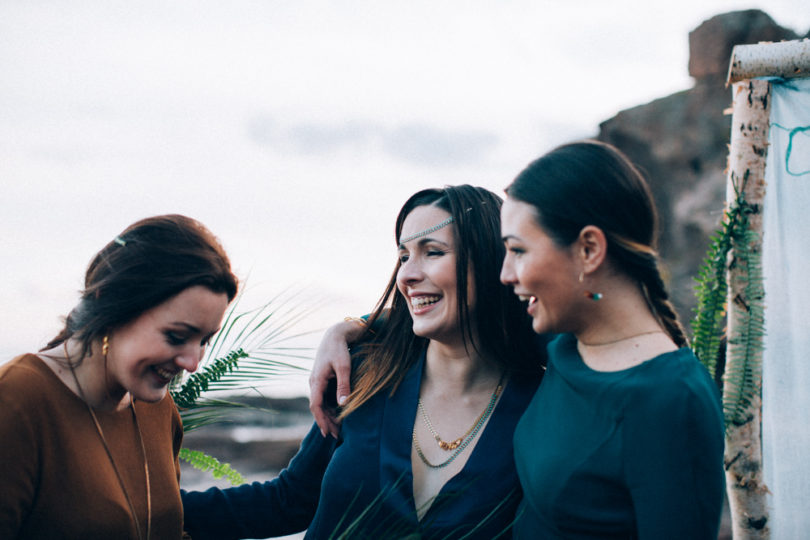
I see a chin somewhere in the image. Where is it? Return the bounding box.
[531,318,548,335]
[135,387,169,403]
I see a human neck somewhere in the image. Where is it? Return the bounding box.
[574,276,665,345]
[424,339,500,395]
[61,341,129,411]
[569,276,679,370]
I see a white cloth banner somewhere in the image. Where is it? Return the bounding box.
[762,76,810,539]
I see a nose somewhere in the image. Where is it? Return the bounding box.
[397,257,425,284]
[175,344,205,373]
[500,254,516,285]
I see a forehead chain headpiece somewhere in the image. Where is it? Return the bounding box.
[399,216,454,245]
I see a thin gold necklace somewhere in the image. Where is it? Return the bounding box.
[65,342,151,540]
[578,330,666,348]
[413,373,504,469]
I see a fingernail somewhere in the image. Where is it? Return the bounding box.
[320,428,326,437]
[338,395,347,405]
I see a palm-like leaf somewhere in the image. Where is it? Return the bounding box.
[172,287,318,484]
[171,288,317,427]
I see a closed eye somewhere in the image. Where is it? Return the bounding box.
[165,331,187,346]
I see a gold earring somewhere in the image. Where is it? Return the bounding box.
[102,335,109,357]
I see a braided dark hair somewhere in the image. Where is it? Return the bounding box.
[506,140,687,347]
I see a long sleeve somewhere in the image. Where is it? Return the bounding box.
[182,422,337,540]
[623,371,725,540]
[0,372,38,539]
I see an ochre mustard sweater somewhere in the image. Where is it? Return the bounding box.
[0,354,185,539]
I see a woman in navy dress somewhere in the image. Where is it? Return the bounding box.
[182,185,544,539]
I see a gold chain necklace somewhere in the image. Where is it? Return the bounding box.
[65,342,151,540]
[578,330,666,348]
[413,374,504,469]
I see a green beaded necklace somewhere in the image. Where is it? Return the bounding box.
[412,373,505,469]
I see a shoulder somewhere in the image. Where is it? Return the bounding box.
[628,348,720,407]
[621,349,724,444]
[0,354,60,403]
[0,355,61,440]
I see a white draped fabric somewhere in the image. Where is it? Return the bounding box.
[761,76,810,539]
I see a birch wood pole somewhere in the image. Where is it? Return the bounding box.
[724,78,771,539]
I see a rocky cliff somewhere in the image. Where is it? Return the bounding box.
[596,9,805,325]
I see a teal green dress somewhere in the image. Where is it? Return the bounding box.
[513,334,724,539]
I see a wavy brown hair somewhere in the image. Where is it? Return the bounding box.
[339,185,538,418]
[43,214,238,360]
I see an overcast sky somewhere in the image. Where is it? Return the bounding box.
[1,1,807,394]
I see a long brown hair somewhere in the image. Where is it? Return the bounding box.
[44,214,238,360]
[506,140,688,347]
[339,185,537,418]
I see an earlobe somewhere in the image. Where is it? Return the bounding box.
[578,226,607,272]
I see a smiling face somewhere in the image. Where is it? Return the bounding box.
[500,197,581,335]
[396,205,466,345]
[105,285,229,403]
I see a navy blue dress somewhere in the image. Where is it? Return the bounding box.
[182,350,542,539]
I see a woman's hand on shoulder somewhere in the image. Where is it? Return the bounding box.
[309,319,364,438]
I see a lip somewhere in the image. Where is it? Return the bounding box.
[408,292,442,315]
[514,293,537,314]
[151,365,179,384]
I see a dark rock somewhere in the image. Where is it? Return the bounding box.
[688,10,798,80]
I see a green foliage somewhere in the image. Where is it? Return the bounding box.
[172,349,248,409]
[691,181,765,427]
[723,226,766,426]
[179,448,246,486]
[171,288,317,481]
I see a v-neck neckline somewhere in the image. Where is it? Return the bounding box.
[379,349,513,524]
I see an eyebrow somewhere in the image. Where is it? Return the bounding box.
[398,237,451,250]
[170,322,201,333]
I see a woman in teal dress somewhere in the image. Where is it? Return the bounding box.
[499,140,725,539]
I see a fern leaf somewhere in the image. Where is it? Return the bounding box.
[723,226,766,426]
[171,349,248,409]
[179,448,247,486]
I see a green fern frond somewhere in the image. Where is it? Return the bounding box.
[179,448,246,486]
[173,290,316,403]
[692,185,765,428]
[175,287,317,484]
[691,212,735,377]
[723,226,766,425]
[171,349,248,409]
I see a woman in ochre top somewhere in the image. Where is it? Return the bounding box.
[500,140,725,539]
[182,185,544,539]
[0,214,238,539]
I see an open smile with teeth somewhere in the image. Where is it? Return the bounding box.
[518,295,537,305]
[411,295,441,308]
[153,366,177,382]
